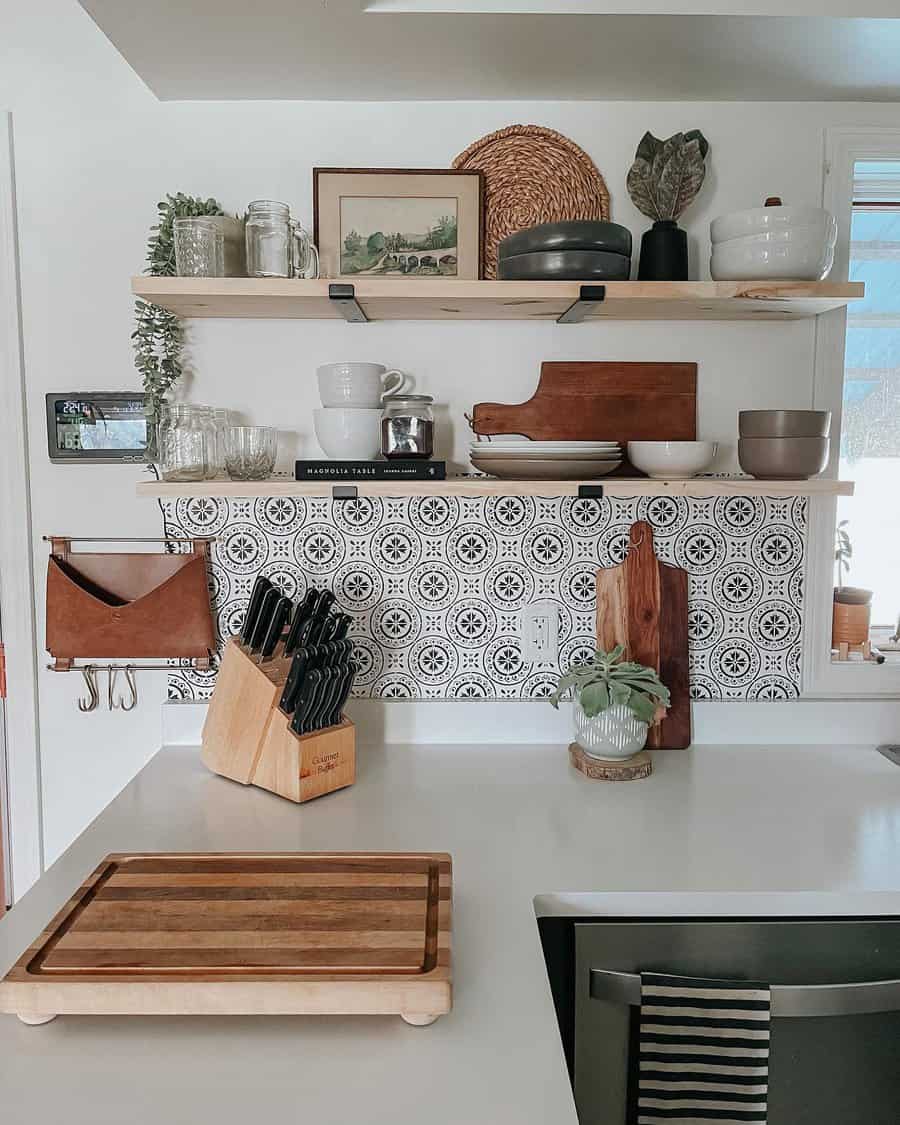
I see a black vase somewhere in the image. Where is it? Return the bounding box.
[637,220,688,281]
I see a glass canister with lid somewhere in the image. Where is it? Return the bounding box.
[381,394,435,460]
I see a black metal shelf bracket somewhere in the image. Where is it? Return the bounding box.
[329,283,368,324]
[331,485,359,500]
[557,284,606,325]
[577,484,605,500]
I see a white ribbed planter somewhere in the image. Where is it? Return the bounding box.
[573,701,649,760]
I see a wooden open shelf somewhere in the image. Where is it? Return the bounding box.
[132,277,864,323]
[137,477,854,500]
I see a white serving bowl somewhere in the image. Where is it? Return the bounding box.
[710,238,834,281]
[627,440,718,479]
[313,407,382,460]
[710,205,836,245]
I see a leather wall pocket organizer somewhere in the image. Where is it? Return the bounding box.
[45,537,215,671]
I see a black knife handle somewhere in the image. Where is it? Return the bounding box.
[329,661,357,727]
[307,665,342,732]
[290,669,322,735]
[313,590,336,619]
[240,575,273,644]
[248,587,281,652]
[279,649,309,714]
[332,614,352,641]
[314,663,347,732]
[284,608,316,658]
[284,590,319,653]
[259,596,293,661]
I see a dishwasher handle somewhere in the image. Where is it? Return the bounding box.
[590,968,900,1018]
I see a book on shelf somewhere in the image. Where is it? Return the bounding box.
[295,459,446,481]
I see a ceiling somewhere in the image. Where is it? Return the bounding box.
[78,1,900,101]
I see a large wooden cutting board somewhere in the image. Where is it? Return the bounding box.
[471,361,697,447]
[0,853,451,1025]
[596,521,691,749]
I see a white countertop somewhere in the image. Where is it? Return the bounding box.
[2,742,900,1125]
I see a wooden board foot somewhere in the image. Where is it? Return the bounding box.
[17,1012,57,1025]
[401,1013,440,1026]
[569,743,652,781]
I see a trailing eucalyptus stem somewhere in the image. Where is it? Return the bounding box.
[133,193,223,459]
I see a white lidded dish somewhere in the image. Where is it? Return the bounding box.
[710,204,836,245]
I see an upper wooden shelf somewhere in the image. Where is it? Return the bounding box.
[137,477,854,500]
[131,277,864,323]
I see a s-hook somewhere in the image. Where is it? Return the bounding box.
[77,665,99,712]
[121,665,138,711]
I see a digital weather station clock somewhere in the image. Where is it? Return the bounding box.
[46,393,148,464]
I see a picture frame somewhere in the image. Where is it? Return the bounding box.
[313,168,484,280]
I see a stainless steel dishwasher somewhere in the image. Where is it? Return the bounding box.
[573,918,900,1124]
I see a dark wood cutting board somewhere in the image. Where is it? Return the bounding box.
[0,853,452,1024]
[471,361,697,446]
[595,521,691,749]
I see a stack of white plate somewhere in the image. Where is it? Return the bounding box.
[469,440,622,480]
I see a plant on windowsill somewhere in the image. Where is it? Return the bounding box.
[832,519,873,650]
[549,645,670,760]
[133,192,224,462]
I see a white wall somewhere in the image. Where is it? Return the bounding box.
[2,0,899,869]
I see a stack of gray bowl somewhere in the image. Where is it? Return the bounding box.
[738,411,831,480]
[497,221,632,281]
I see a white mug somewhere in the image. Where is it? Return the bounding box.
[313,408,382,460]
[317,362,408,409]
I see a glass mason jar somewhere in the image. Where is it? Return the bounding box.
[158,404,208,482]
[173,217,225,277]
[245,200,319,279]
[381,394,435,460]
[245,200,293,278]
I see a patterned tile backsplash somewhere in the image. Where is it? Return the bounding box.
[164,492,807,704]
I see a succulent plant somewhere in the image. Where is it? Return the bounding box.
[549,645,670,725]
[626,130,709,224]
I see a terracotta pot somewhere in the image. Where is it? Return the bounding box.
[832,599,871,647]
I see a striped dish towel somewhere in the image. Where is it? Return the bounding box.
[637,972,770,1125]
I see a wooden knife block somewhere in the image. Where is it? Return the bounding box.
[201,637,355,804]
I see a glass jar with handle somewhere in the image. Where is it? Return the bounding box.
[245,200,319,279]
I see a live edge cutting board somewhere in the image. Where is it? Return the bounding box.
[596,522,691,749]
[0,853,452,1026]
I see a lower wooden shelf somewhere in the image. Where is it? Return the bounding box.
[136,476,854,499]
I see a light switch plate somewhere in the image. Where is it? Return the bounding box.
[519,600,559,664]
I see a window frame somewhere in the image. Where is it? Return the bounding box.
[803,127,900,698]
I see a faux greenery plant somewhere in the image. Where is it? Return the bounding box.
[133,193,223,459]
[626,130,709,224]
[549,645,671,725]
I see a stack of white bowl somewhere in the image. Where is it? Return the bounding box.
[469,439,622,481]
[709,202,837,281]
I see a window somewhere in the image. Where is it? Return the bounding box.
[837,162,900,646]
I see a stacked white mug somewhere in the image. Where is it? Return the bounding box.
[314,363,408,460]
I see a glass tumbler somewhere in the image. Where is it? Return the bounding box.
[173,217,225,277]
[223,426,277,480]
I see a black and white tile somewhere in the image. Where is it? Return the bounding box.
[165,494,807,703]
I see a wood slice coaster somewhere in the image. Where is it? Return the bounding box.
[568,743,652,781]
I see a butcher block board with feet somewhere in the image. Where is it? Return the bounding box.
[0,852,452,1026]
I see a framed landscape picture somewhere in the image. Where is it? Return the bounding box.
[313,168,484,280]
